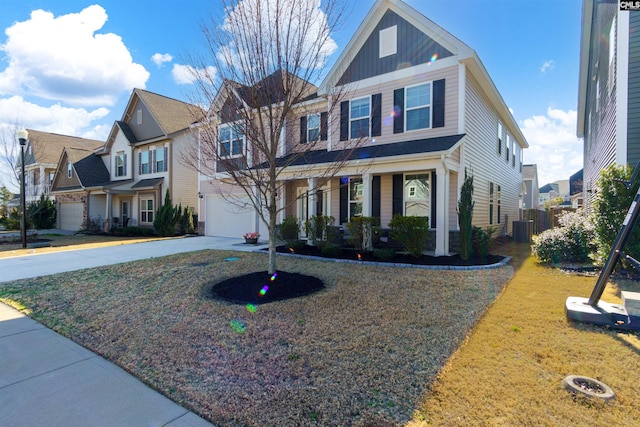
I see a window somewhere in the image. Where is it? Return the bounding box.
[219,124,244,157]
[140,198,154,223]
[140,151,150,175]
[350,97,370,139]
[489,183,494,225]
[506,134,510,162]
[405,83,431,131]
[609,16,616,95]
[512,141,516,167]
[379,25,397,58]
[115,151,126,177]
[497,122,503,155]
[497,184,501,224]
[154,147,166,172]
[67,160,72,178]
[489,183,501,225]
[307,113,320,142]
[405,174,430,217]
[349,177,363,220]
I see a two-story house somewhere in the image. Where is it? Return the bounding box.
[21,130,103,203]
[199,0,527,256]
[51,89,201,231]
[522,164,540,210]
[578,0,639,212]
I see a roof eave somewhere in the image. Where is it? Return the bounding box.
[577,0,594,138]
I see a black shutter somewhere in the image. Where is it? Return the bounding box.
[300,116,307,144]
[164,147,168,172]
[392,174,403,216]
[433,79,445,128]
[372,93,382,137]
[340,180,348,223]
[372,175,381,219]
[431,172,437,228]
[393,89,404,134]
[340,101,349,141]
[320,112,328,141]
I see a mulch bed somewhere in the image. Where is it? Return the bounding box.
[272,244,504,266]
[206,270,325,304]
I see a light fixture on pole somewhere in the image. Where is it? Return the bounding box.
[17,128,28,249]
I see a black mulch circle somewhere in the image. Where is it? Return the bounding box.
[205,271,325,305]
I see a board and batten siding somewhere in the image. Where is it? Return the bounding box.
[329,64,459,150]
[463,71,522,235]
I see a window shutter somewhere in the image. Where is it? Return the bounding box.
[371,93,382,137]
[372,175,381,219]
[393,89,404,134]
[340,101,349,141]
[431,172,437,228]
[138,152,142,175]
[392,174,403,215]
[320,112,328,141]
[124,154,127,175]
[164,147,168,172]
[300,116,307,144]
[152,150,156,173]
[340,181,348,224]
[433,79,445,128]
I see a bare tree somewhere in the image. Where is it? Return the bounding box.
[0,126,22,190]
[183,0,369,274]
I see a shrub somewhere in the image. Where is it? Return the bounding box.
[457,169,475,260]
[111,226,154,237]
[278,216,300,245]
[472,226,495,260]
[532,210,595,263]
[304,215,335,249]
[154,190,180,237]
[345,216,378,253]
[179,206,196,235]
[589,163,640,266]
[373,248,396,262]
[321,243,342,257]
[388,214,430,257]
[4,207,21,230]
[27,194,56,229]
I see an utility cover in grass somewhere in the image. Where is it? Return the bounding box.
[207,271,325,304]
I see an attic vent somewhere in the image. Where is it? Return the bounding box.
[379,25,397,58]
[136,108,143,125]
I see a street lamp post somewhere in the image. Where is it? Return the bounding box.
[17,129,28,249]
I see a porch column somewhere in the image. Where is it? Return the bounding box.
[253,184,261,233]
[362,173,372,217]
[105,192,112,230]
[307,178,317,217]
[435,166,450,256]
[278,180,285,223]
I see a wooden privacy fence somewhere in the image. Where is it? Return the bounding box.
[521,207,575,235]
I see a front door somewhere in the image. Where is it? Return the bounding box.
[121,201,130,226]
[297,188,309,237]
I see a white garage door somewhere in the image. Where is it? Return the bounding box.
[59,202,84,231]
[206,195,255,238]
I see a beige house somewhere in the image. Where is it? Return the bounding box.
[51,89,201,231]
[199,0,527,255]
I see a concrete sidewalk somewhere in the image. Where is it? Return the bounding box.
[0,235,268,426]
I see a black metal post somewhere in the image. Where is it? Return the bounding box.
[20,142,26,248]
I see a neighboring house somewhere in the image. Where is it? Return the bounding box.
[198,0,528,255]
[51,89,201,231]
[578,0,639,212]
[522,164,540,210]
[539,183,559,206]
[21,130,103,203]
[570,168,584,209]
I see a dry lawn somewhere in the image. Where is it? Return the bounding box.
[409,247,640,426]
[0,248,512,426]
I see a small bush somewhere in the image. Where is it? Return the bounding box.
[290,239,307,251]
[388,214,429,257]
[111,226,154,237]
[373,248,396,262]
[154,190,180,237]
[321,243,342,257]
[345,216,378,253]
[532,210,595,263]
[472,226,495,260]
[27,194,56,229]
[305,215,335,249]
[278,216,300,245]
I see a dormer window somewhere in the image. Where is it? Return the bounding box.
[115,151,126,177]
[379,25,397,58]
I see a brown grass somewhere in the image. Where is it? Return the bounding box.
[0,247,512,426]
[2,241,639,426]
[409,245,640,427]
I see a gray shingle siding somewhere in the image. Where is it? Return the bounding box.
[628,12,640,168]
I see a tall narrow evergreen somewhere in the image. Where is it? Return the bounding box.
[457,169,474,260]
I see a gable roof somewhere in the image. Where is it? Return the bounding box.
[53,147,110,191]
[25,129,103,166]
[133,89,203,135]
[318,0,527,148]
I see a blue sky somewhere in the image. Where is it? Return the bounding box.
[0,0,583,189]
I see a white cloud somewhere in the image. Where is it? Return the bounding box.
[172,64,217,85]
[152,53,173,67]
[520,107,583,186]
[219,0,338,70]
[0,5,149,107]
[0,96,109,137]
[540,60,554,74]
